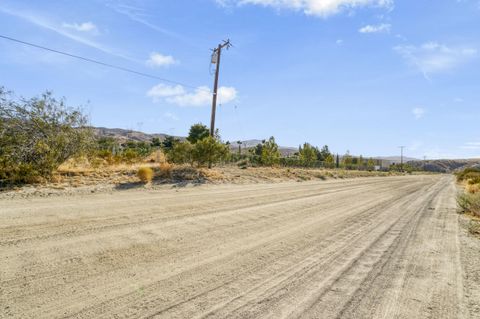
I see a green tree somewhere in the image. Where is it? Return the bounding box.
[151,137,162,147]
[261,137,280,166]
[192,136,229,167]
[317,145,332,161]
[0,89,93,184]
[324,154,335,168]
[187,123,210,144]
[299,143,317,167]
[162,136,179,151]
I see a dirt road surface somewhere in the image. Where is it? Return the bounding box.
[1,175,478,318]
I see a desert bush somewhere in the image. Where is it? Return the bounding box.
[0,88,93,185]
[122,149,141,163]
[137,167,154,183]
[192,136,229,167]
[168,141,193,165]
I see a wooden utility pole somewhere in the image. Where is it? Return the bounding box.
[210,39,232,136]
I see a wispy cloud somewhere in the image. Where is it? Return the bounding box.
[412,107,426,119]
[62,21,98,33]
[147,84,237,107]
[216,0,394,18]
[107,2,187,41]
[394,42,477,78]
[146,52,178,68]
[0,5,134,61]
[359,23,391,33]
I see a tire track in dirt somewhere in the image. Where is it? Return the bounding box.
[0,175,473,318]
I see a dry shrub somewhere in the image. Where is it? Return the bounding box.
[137,167,154,183]
[145,150,167,164]
[466,183,480,194]
[158,162,173,178]
[199,168,224,180]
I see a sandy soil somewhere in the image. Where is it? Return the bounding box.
[1,175,478,318]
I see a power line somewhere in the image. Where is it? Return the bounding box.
[0,34,209,92]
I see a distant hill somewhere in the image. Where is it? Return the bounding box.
[92,127,185,143]
[407,159,480,173]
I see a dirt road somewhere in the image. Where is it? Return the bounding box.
[1,175,477,318]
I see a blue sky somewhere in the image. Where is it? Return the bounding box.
[1,0,479,159]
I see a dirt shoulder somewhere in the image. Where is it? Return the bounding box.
[0,165,406,200]
[459,214,480,317]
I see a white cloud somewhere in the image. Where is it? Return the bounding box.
[217,0,394,17]
[62,22,98,33]
[336,39,344,45]
[412,107,426,119]
[359,23,391,33]
[394,42,477,78]
[146,52,178,67]
[147,84,186,101]
[147,84,237,107]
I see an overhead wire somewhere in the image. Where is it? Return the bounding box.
[0,34,211,93]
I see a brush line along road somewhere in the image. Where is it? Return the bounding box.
[0,175,474,318]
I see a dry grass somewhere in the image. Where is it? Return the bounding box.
[158,162,173,178]
[466,183,480,194]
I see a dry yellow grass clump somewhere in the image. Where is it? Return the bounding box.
[137,167,154,183]
[466,183,480,194]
